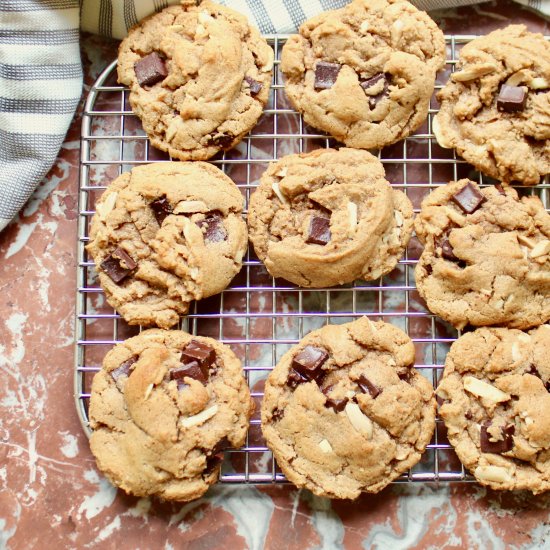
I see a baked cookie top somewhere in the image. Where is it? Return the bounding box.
[415,179,550,330]
[434,25,550,184]
[247,148,413,287]
[261,317,436,499]
[89,329,253,501]
[87,162,247,329]
[280,0,445,149]
[117,0,273,161]
[437,326,550,494]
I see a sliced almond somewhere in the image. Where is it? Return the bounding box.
[451,63,498,82]
[394,211,404,227]
[345,390,356,399]
[275,167,288,178]
[168,24,184,32]
[518,333,531,343]
[319,439,333,453]
[345,402,373,438]
[271,182,288,205]
[198,10,214,24]
[505,69,530,86]
[463,376,510,403]
[435,387,449,400]
[517,234,536,248]
[390,19,404,45]
[530,240,550,259]
[180,404,218,428]
[189,266,200,280]
[96,192,118,221]
[195,24,207,38]
[474,465,512,484]
[525,416,534,426]
[511,342,521,363]
[173,200,208,214]
[529,77,549,90]
[165,118,180,143]
[347,201,358,237]
[432,116,452,149]
[144,383,154,401]
[235,249,244,265]
[395,448,409,461]
[359,21,371,34]
[182,217,195,242]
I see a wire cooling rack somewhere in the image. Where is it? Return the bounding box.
[75,35,549,486]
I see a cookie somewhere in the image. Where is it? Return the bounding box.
[87,162,247,329]
[437,325,550,493]
[247,148,413,287]
[261,317,436,498]
[433,25,550,184]
[415,179,550,330]
[280,0,445,149]
[117,0,273,161]
[89,329,253,501]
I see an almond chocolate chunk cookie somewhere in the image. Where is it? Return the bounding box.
[117,0,273,161]
[89,329,253,501]
[280,0,445,149]
[437,326,550,493]
[247,148,413,287]
[434,25,550,184]
[261,317,436,498]
[87,162,247,329]
[415,179,550,330]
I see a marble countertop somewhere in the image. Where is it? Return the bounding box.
[2,1,550,548]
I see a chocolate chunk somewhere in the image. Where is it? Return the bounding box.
[170,360,207,386]
[181,340,216,381]
[435,234,458,262]
[451,182,487,214]
[497,85,527,112]
[100,247,137,283]
[425,263,433,275]
[245,76,263,96]
[360,73,389,109]
[208,133,234,148]
[272,408,284,421]
[306,216,331,245]
[357,375,381,398]
[480,423,515,454]
[322,385,348,412]
[314,61,341,90]
[134,52,167,87]
[398,368,414,383]
[494,183,506,196]
[110,356,137,382]
[292,346,329,383]
[196,212,227,243]
[150,196,172,225]
[526,365,550,391]
[465,410,473,420]
[287,368,309,388]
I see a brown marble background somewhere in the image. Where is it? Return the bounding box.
[1,1,550,548]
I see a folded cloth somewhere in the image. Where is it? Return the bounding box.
[0,0,547,231]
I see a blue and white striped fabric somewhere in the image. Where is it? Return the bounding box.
[1,0,548,231]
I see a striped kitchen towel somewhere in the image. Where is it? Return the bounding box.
[1,0,548,231]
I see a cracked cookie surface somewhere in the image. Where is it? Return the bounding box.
[434,25,550,184]
[261,317,436,499]
[87,162,247,329]
[280,0,445,149]
[117,0,273,161]
[247,148,413,288]
[415,179,550,330]
[437,326,550,493]
[89,329,253,501]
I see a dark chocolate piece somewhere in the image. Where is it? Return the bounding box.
[287,368,309,388]
[100,247,137,283]
[497,85,527,112]
[291,346,329,383]
[245,76,263,95]
[134,52,167,87]
[321,385,348,412]
[526,365,550,391]
[398,368,414,383]
[435,234,458,262]
[451,182,487,214]
[465,410,473,420]
[306,216,331,245]
[150,196,172,225]
[272,408,284,421]
[170,361,207,385]
[110,356,137,382]
[208,133,235,148]
[196,212,227,243]
[480,423,515,454]
[181,340,216,379]
[314,61,341,90]
[357,375,381,398]
[494,183,506,196]
[360,73,389,109]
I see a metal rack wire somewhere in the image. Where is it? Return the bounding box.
[75,35,549,486]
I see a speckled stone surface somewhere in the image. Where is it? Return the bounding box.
[2,2,550,548]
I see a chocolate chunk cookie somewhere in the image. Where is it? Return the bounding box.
[261,317,436,498]
[87,162,247,329]
[280,0,445,149]
[89,329,253,501]
[437,326,550,493]
[415,179,550,330]
[434,25,550,184]
[247,148,413,287]
[117,0,273,161]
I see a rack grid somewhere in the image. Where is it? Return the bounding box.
[75,35,549,486]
